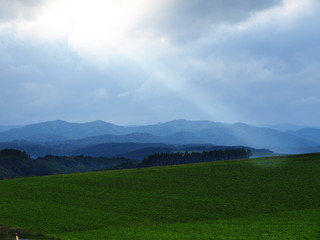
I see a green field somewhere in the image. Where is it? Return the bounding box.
[0,153,320,239]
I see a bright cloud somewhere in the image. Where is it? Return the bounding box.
[1,0,168,55]
[0,0,320,126]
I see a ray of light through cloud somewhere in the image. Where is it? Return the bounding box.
[0,0,319,125]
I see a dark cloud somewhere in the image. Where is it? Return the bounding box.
[152,2,320,125]
[1,0,320,126]
[147,0,282,43]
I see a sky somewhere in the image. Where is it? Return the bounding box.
[0,0,320,126]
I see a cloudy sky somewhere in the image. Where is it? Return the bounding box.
[0,0,319,126]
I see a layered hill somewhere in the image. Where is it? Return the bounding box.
[0,141,266,160]
[0,119,319,155]
[0,119,223,141]
[288,128,320,144]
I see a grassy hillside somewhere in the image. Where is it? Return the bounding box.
[0,153,319,239]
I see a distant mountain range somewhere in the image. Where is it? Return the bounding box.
[0,119,224,141]
[287,128,320,144]
[0,119,319,157]
[255,123,318,131]
[0,125,22,133]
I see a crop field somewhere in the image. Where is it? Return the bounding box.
[0,153,319,239]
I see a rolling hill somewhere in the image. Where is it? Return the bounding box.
[0,153,319,239]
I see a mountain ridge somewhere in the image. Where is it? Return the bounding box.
[0,119,319,154]
[287,128,320,144]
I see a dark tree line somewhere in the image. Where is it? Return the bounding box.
[140,149,251,167]
[0,149,130,179]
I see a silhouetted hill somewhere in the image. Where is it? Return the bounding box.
[112,149,252,170]
[71,143,171,157]
[0,120,124,142]
[0,141,61,157]
[0,119,223,142]
[117,145,273,160]
[73,143,257,160]
[0,149,130,179]
[0,140,272,160]
[0,119,319,154]
[25,134,72,142]
[65,127,318,154]
[65,133,160,145]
